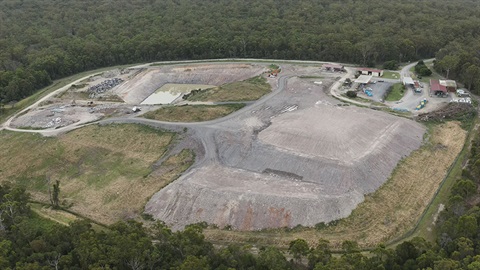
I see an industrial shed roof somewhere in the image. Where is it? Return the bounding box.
[354,75,373,84]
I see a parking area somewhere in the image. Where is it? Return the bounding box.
[391,84,451,113]
[357,81,393,102]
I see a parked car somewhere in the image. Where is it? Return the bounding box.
[456,89,470,97]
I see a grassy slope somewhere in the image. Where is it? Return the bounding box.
[24,211,61,232]
[187,76,271,102]
[204,122,466,249]
[30,203,79,226]
[0,124,194,224]
[382,71,401,80]
[402,118,478,244]
[142,104,245,122]
[385,83,405,101]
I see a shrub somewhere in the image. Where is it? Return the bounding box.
[415,60,432,76]
[315,222,327,231]
[346,91,357,98]
[418,67,432,76]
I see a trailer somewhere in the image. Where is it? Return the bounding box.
[415,99,427,111]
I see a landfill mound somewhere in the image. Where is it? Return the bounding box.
[145,165,365,230]
[145,103,426,230]
[115,64,265,104]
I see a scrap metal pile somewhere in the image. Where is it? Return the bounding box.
[88,78,124,98]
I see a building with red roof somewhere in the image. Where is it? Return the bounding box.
[358,68,383,77]
[430,79,447,96]
[439,80,457,92]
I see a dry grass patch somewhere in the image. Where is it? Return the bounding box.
[186,76,271,102]
[142,104,245,122]
[204,122,466,249]
[0,124,194,224]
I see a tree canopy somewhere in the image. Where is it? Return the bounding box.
[1,0,480,103]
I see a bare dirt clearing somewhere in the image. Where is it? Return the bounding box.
[11,103,103,129]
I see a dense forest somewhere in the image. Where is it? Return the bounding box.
[1,0,480,104]
[1,130,480,269]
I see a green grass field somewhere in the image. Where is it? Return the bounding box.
[382,71,401,79]
[186,76,271,102]
[385,83,406,101]
[30,203,79,226]
[24,211,61,231]
[142,104,245,122]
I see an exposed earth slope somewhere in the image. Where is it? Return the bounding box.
[145,68,426,230]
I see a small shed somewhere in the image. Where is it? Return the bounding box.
[359,68,383,77]
[403,77,415,86]
[439,80,457,92]
[354,75,373,84]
